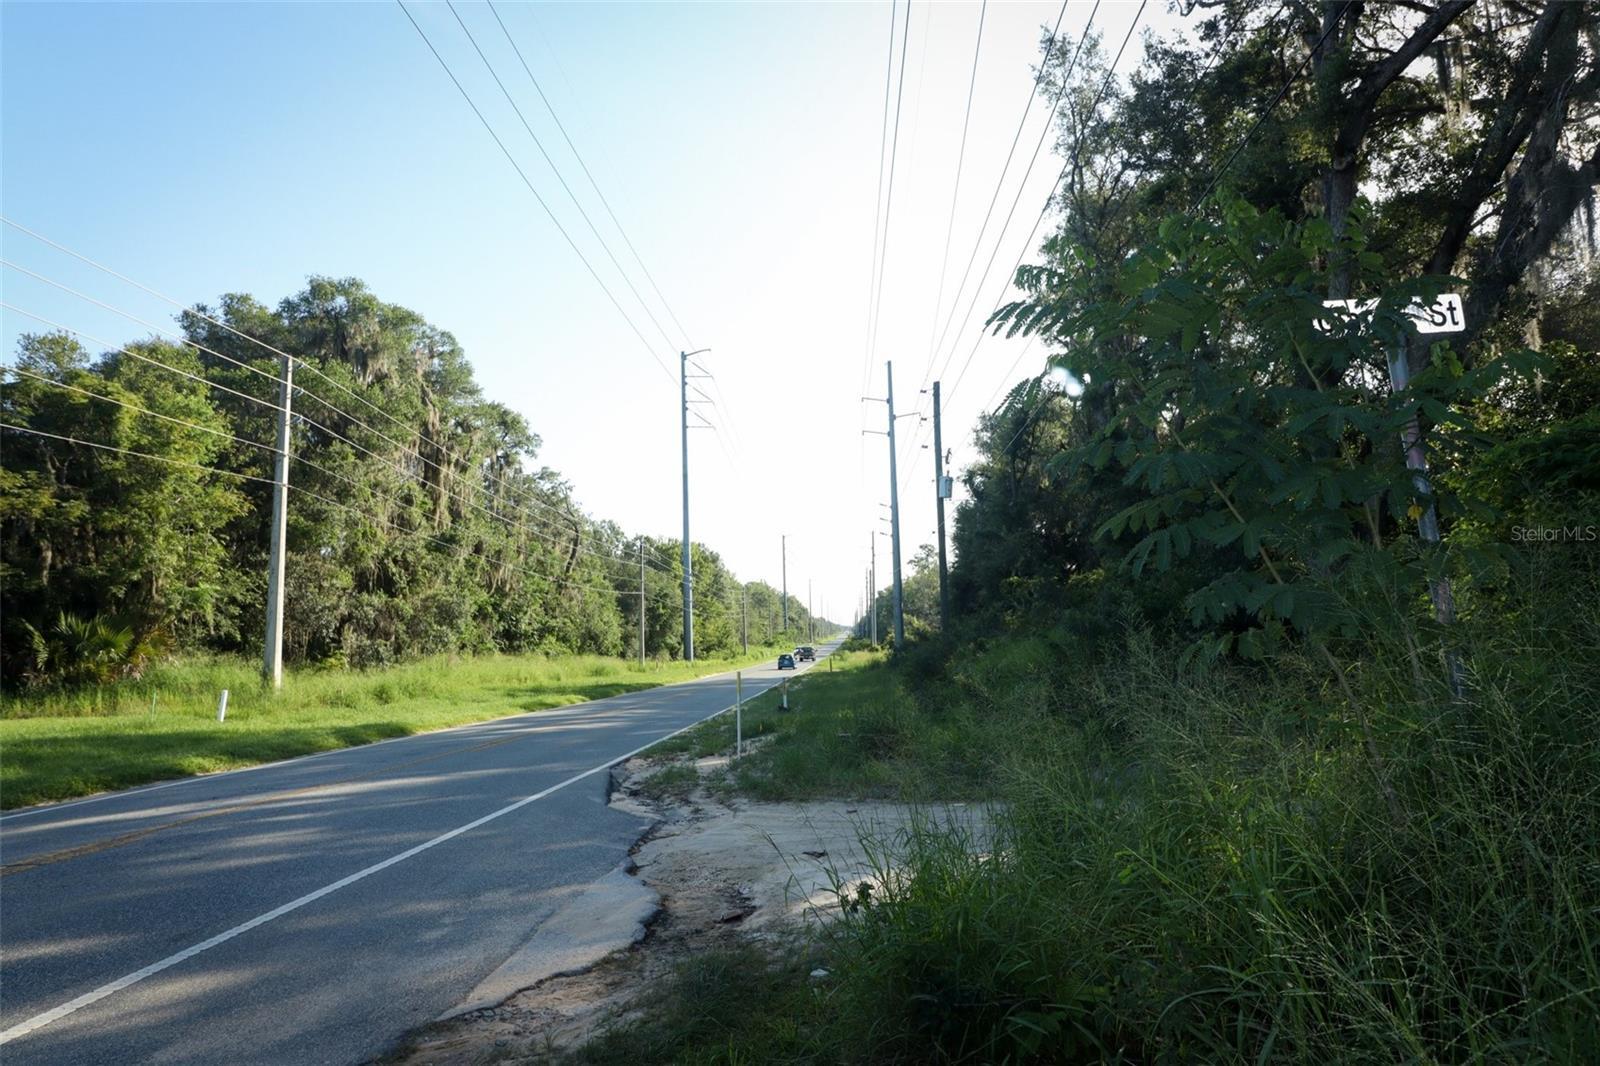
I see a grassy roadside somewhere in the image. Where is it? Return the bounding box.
[0,644,797,810]
[562,563,1600,1063]
[650,645,1000,804]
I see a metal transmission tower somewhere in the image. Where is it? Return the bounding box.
[863,362,908,647]
[680,348,711,661]
[263,352,293,688]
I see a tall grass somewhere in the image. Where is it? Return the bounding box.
[811,547,1600,1063]
[566,546,1600,1063]
[0,644,796,809]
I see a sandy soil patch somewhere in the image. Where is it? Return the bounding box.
[382,750,987,1064]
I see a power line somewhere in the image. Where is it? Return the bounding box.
[977,333,1039,415]
[0,253,662,568]
[949,1,1142,406]
[1,215,444,449]
[1,300,677,576]
[2,258,285,395]
[858,0,902,405]
[3,334,667,589]
[918,0,1072,397]
[922,0,1101,402]
[983,1,1315,464]
[0,422,637,598]
[1,302,283,415]
[1190,0,1355,212]
[395,0,676,386]
[971,7,1249,425]
[905,0,1145,486]
[6,361,426,509]
[3,216,688,566]
[864,0,915,377]
[484,0,696,351]
[927,0,989,358]
[0,422,279,485]
[4,364,278,458]
[700,371,746,456]
[681,352,747,474]
[417,1,751,522]
[443,0,680,355]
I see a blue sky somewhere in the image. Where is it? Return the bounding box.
[3,0,1179,622]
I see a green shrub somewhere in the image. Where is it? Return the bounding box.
[813,546,1600,1062]
[18,612,167,688]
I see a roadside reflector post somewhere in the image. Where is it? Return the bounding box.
[781,678,789,712]
[217,689,229,723]
[150,693,157,718]
[735,671,743,758]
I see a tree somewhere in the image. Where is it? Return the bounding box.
[2,334,247,682]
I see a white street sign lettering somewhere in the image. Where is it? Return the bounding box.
[1314,293,1465,335]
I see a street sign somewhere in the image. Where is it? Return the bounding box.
[1308,289,1469,696]
[1315,293,1465,335]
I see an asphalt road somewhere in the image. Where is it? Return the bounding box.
[0,642,838,1064]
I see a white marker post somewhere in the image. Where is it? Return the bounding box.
[735,671,743,758]
[216,689,230,722]
[1318,293,1467,695]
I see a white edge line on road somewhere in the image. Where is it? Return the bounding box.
[0,663,762,825]
[0,665,817,1047]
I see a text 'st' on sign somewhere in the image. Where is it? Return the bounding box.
[1315,293,1465,335]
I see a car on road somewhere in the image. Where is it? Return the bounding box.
[777,653,796,669]
[796,646,815,661]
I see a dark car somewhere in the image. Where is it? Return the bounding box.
[797,646,815,661]
[777,653,796,670]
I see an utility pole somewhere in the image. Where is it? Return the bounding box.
[886,362,905,648]
[808,579,813,642]
[741,584,748,654]
[781,534,788,632]
[263,352,293,688]
[869,533,878,645]
[680,350,693,661]
[932,380,950,631]
[638,537,646,666]
[679,347,711,661]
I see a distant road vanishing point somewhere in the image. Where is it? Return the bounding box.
[0,647,835,1065]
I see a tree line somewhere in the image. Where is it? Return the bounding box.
[822,8,1598,1059]
[1,277,823,687]
[927,0,1596,659]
